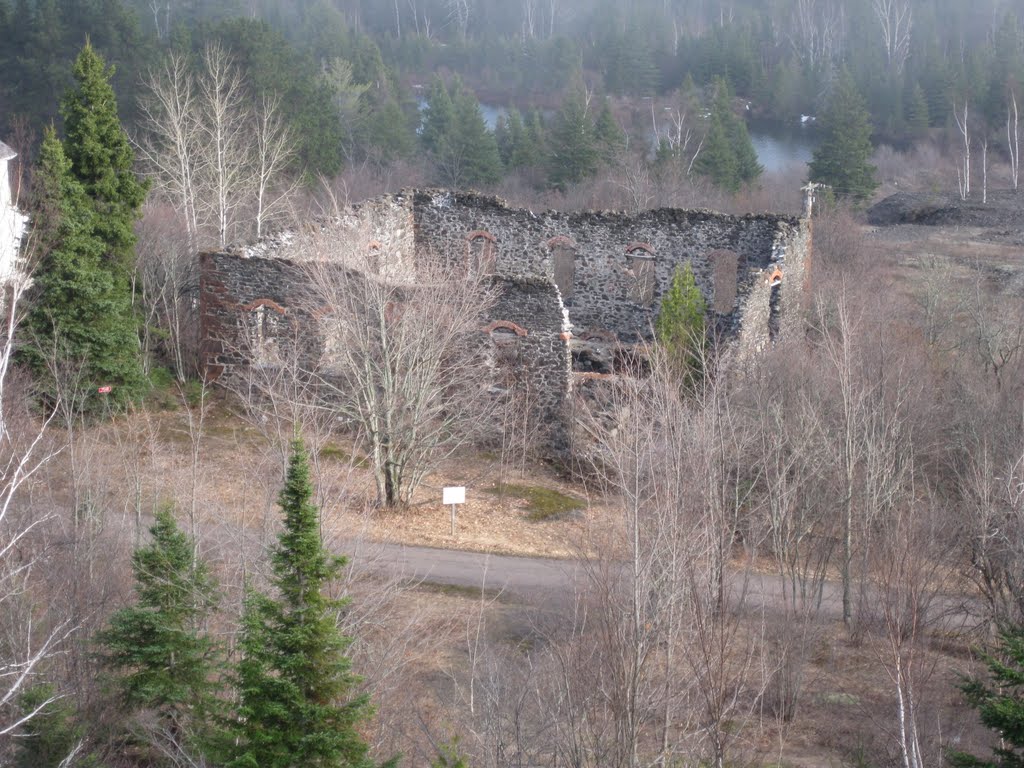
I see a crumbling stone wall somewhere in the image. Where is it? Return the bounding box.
[481,275,571,438]
[410,190,808,350]
[200,189,810,453]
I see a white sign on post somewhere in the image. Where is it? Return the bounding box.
[443,486,466,505]
[443,486,466,535]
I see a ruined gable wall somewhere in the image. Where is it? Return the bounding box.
[410,190,801,348]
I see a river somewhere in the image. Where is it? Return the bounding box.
[427,100,819,174]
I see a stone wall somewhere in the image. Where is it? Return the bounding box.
[481,275,571,434]
[410,189,808,351]
[199,252,319,381]
[199,188,811,452]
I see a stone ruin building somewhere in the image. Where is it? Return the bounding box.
[200,189,811,447]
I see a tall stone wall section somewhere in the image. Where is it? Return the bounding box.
[200,252,320,382]
[481,276,571,438]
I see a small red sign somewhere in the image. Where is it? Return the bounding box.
[97,385,113,394]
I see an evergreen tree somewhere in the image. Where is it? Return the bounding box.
[907,83,931,137]
[23,129,147,405]
[655,263,707,383]
[594,98,626,164]
[494,114,513,167]
[13,685,99,768]
[809,70,879,202]
[693,78,761,191]
[950,625,1024,768]
[693,108,739,191]
[449,85,502,186]
[420,76,454,156]
[547,83,599,190]
[60,41,148,281]
[96,505,222,756]
[230,440,388,768]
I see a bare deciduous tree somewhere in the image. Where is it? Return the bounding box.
[0,256,76,743]
[1009,90,1020,191]
[299,224,497,507]
[955,100,972,200]
[199,42,252,249]
[873,0,912,75]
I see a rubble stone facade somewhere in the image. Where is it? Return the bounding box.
[200,189,810,446]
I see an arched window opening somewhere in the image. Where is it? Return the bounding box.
[625,244,656,305]
[466,230,497,274]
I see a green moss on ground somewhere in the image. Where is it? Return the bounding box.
[484,482,587,522]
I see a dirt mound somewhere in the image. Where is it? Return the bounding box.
[867,189,1024,229]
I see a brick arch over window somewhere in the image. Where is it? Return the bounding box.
[481,320,528,337]
[624,243,656,305]
[708,249,740,314]
[624,241,655,256]
[545,236,578,300]
[240,298,287,315]
[465,230,497,274]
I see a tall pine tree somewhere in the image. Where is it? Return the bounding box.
[230,440,390,768]
[23,129,146,405]
[547,82,598,190]
[96,505,222,756]
[693,78,761,192]
[60,40,148,281]
[809,70,878,202]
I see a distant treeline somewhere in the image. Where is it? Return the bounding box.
[1,0,1021,180]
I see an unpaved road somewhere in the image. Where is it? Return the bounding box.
[355,541,977,629]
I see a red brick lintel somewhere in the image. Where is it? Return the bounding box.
[240,298,287,315]
[625,241,655,255]
[545,235,578,249]
[481,320,528,337]
[465,230,497,243]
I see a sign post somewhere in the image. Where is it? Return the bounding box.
[442,486,466,537]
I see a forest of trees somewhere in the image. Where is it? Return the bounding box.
[1,0,1022,206]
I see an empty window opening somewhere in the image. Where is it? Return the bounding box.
[628,254,656,304]
[709,249,739,314]
[243,300,285,366]
[466,230,497,274]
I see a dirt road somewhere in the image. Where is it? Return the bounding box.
[356,541,978,629]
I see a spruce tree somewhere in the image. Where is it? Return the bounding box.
[907,83,930,137]
[809,70,879,202]
[693,109,739,191]
[14,685,98,768]
[547,83,599,190]
[23,129,147,405]
[693,78,761,192]
[420,76,454,156]
[655,263,707,383]
[950,624,1024,768]
[96,505,222,755]
[230,440,386,768]
[594,98,626,164]
[450,85,502,186]
[60,41,148,280]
